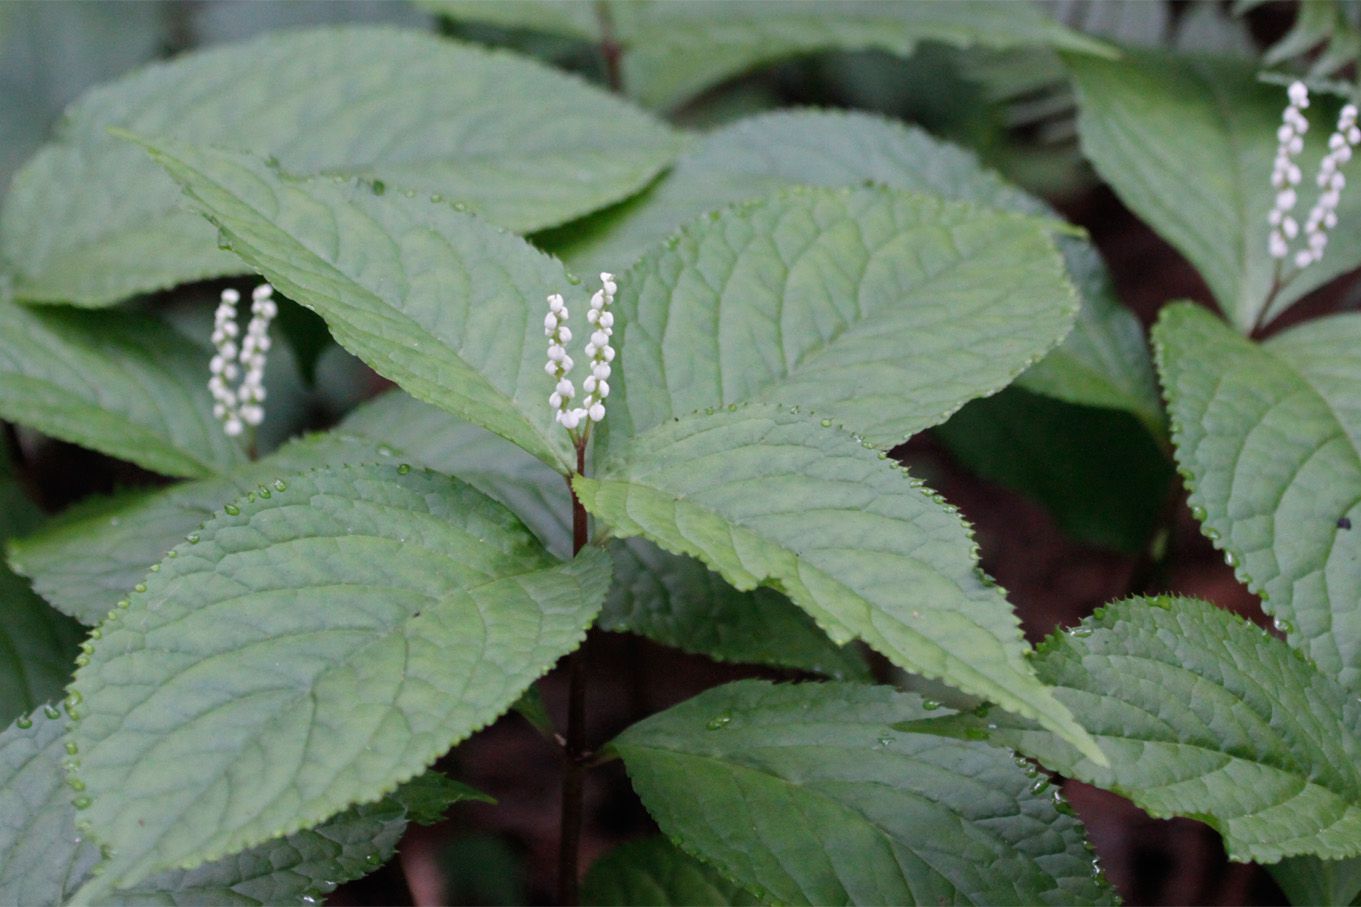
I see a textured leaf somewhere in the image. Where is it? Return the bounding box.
[936,386,1172,553]
[1269,854,1361,906]
[67,465,611,894]
[1,26,682,307]
[603,185,1077,452]
[1155,303,1361,692]
[583,837,763,907]
[942,596,1361,863]
[1068,48,1361,331]
[602,538,869,680]
[144,140,582,470]
[0,705,450,906]
[429,1,1112,110]
[342,391,858,676]
[547,108,1160,432]
[0,569,81,726]
[576,404,1103,763]
[613,680,1112,906]
[338,391,573,556]
[0,301,244,478]
[7,434,396,626]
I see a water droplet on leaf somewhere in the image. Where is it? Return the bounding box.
[706,712,733,730]
[224,504,240,516]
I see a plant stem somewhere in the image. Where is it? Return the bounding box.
[557,442,590,905]
[594,0,623,94]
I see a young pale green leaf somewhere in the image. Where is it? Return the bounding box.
[936,386,1172,554]
[583,837,764,907]
[7,434,397,626]
[1155,303,1361,692]
[0,706,461,906]
[429,1,1112,110]
[1269,854,1361,907]
[576,404,1103,764]
[546,108,1161,434]
[143,141,583,471]
[67,465,611,895]
[603,538,869,681]
[612,680,1113,906]
[0,26,682,307]
[602,185,1078,452]
[0,301,244,478]
[0,568,81,726]
[344,391,859,675]
[939,596,1361,864]
[1067,48,1361,331]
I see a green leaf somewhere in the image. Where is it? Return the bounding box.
[602,184,1078,452]
[0,568,81,726]
[0,434,41,540]
[142,140,581,471]
[1067,48,1361,331]
[576,404,1104,764]
[945,596,1361,863]
[429,1,1112,110]
[66,464,611,895]
[583,837,764,907]
[1154,303,1361,692]
[602,539,868,680]
[339,391,573,556]
[7,433,397,626]
[1269,854,1361,906]
[612,680,1113,906]
[0,301,244,478]
[1,26,682,307]
[387,772,493,826]
[936,386,1172,553]
[341,392,860,676]
[546,108,1161,433]
[0,705,448,906]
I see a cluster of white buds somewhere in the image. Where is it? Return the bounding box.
[1299,102,1361,268]
[209,284,277,438]
[1269,80,1361,270]
[1269,81,1310,261]
[545,272,616,434]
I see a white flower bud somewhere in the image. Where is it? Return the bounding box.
[588,402,606,422]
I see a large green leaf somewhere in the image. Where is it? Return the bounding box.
[583,837,763,907]
[0,301,244,478]
[936,386,1172,554]
[1269,854,1361,907]
[0,26,682,307]
[0,569,81,726]
[1155,303,1361,692]
[1068,48,1361,332]
[66,465,611,895]
[602,185,1077,453]
[602,538,869,680]
[576,404,1103,763]
[0,706,459,906]
[341,391,860,676]
[934,596,1361,864]
[612,680,1112,906]
[338,391,573,557]
[546,108,1161,432]
[143,140,583,471]
[7,434,395,626]
[428,1,1111,110]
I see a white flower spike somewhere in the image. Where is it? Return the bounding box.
[1268,81,1359,272]
[545,272,617,438]
[209,283,277,439]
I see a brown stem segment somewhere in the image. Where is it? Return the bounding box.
[594,0,623,94]
[557,441,590,905]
